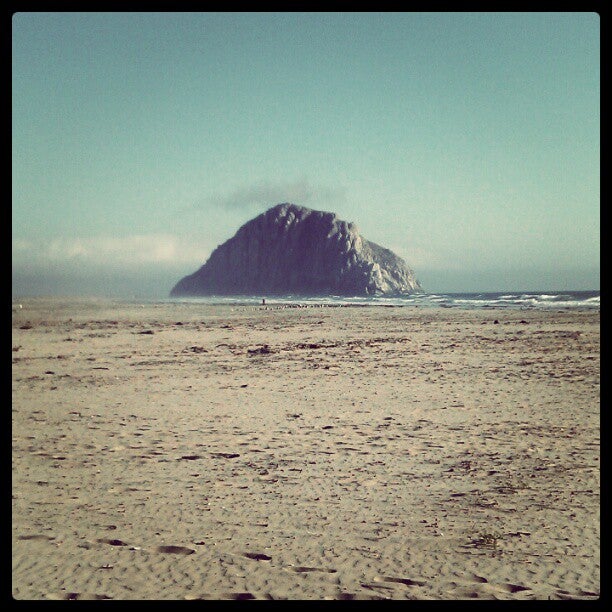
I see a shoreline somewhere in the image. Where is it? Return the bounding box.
[11,294,601,318]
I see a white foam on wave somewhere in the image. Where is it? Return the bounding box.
[163,290,599,310]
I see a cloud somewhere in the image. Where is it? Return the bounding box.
[205,178,346,211]
[12,234,210,271]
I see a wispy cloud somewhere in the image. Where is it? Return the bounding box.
[12,234,210,270]
[204,178,346,211]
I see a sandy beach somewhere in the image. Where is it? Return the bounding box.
[11,298,600,600]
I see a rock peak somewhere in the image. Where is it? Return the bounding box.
[267,202,308,215]
[264,202,337,223]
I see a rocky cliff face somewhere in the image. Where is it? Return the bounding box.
[170,203,422,297]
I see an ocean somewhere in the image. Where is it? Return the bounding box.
[161,290,600,311]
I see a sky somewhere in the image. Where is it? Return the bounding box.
[12,12,600,297]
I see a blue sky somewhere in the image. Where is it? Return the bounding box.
[12,12,599,296]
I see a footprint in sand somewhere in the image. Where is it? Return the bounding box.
[211,452,241,459]
[97,538,128,546]
[335,593,357,600]
[285,565,337,573]
[224,592,257,600]
[452,580,532,599]
[360,583,395,593]
[244,552,272,561]
[45,592,113,600]
[17,534,55,541]
[156,545,196,555]
[379,576,427,587]
[186,592,258,600]
[499,583,532,594]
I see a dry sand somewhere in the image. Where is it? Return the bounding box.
[12,298,600,600]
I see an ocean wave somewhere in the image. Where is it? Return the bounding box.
[161,290,599,311]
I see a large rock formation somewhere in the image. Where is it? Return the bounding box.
[170,203,422,297]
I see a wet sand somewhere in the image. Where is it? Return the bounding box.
[12,298,600,600]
